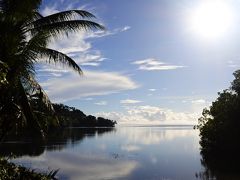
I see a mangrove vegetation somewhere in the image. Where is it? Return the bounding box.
[196,70,240,172]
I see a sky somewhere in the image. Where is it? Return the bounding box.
[37,0,240,125]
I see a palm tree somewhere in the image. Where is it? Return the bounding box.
[0,0,104,139]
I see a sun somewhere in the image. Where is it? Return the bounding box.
[189,1,235,39]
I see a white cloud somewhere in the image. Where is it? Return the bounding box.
[95,101,107,106]
[50,73,62,77]
[120,99,142,104]
[121,26,131,31]
[41,5,59,16]
[39,70,139,102]
[85,26,131,39]
[37,66,70,73]
[227,60,240,68]
[191,99,206,105]
[49,33,91,54]
[132,58,184,71]
[148,89,157,92]
[96,105,198,125]
[85,98,94,101]
[191,99,209,113]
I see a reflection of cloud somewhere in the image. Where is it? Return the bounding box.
[14,153,138,180]
[150,155,158,164]
[119,128,194,145]
[98,144,106,150]
[121,145,141,152]
[132,58,184,71]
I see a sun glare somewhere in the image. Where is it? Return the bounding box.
[190,1,235,39]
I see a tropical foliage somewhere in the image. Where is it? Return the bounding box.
[53,104,117,127]
[0,0,104,139]
[0,157,57,180]
[196,70,240,171]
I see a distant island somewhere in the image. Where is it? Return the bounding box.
[53,104,117,128]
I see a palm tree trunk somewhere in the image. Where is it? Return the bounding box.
[18,80,45,139]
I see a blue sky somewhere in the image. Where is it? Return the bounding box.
[37,0,240,125]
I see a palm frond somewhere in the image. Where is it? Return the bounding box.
[34,10,96,26]
[30,20,105,37]
[37,47,82,74]
[22,11,43,28]
[25,32,50,51]
[22,75,55,114]
[17,79,45,138]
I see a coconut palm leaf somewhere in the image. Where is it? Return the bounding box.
[34,10,96,26]
[37,47,82,74]
[17,79,44,138]
[23,74,56,114]
[30,20,105,37]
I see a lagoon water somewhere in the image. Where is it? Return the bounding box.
[0,126,234,180]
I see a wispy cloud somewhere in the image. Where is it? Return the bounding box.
[39,70,139,102]
[41,5,59,16]
[95,101,107,106]
[85,26,131,39]
[120,99,142,104]
[191,99,209,113]
[227,60,240,68]
[85,98,94,101]
[191,99,206,105]
[132,58,184,71]
[148,89,157,92]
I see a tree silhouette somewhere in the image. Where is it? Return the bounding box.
[196,70,240,172]
[53,103,116,128]
[0,0,104,139]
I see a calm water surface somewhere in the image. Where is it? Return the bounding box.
[0,126,235,180]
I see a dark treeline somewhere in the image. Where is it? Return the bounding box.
[53,103,117,128]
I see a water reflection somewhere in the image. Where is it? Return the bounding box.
[119,126,198,145]
[196,153,240,180]
[1,126,239,180]
[0,128,115,157]
[15,152,138,180]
